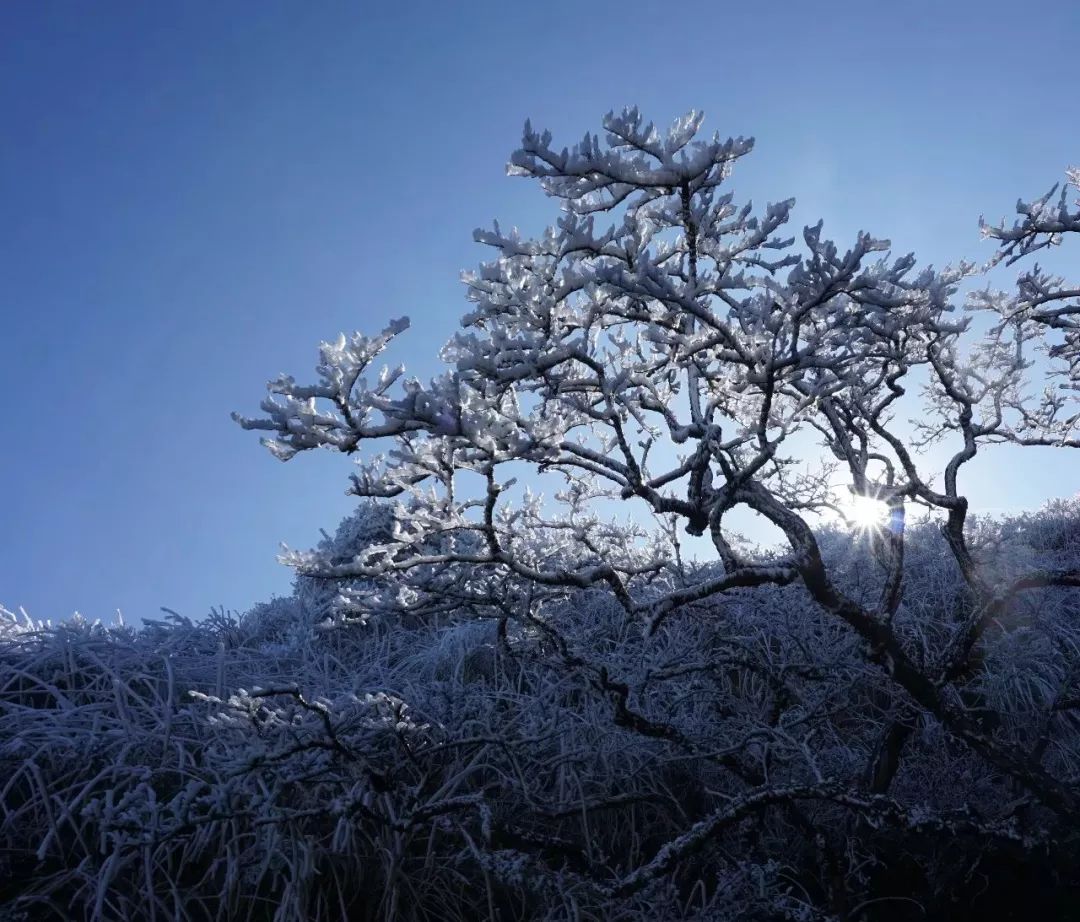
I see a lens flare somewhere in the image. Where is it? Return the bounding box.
[844,494,888,530]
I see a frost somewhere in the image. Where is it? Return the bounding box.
[3,109,1079,920]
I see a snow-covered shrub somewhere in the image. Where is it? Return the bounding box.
[4,499,1079,920]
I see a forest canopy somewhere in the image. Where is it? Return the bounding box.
[2,109,1079,921]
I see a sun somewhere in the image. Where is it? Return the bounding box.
[843,494,889,530]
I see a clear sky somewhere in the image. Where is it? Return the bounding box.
[2,0,1078,623]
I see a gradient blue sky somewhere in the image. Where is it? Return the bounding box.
[2,1,1078,623]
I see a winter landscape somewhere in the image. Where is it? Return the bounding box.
[3,5,1079,920]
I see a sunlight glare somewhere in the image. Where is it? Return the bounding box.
[844,494,888,530]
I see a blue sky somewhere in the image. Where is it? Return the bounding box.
[2,0,1078,623]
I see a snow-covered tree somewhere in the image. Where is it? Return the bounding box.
[237,107,1080,815]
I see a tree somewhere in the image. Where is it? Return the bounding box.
[234,109,1080,914]
[238,104,1079,783]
